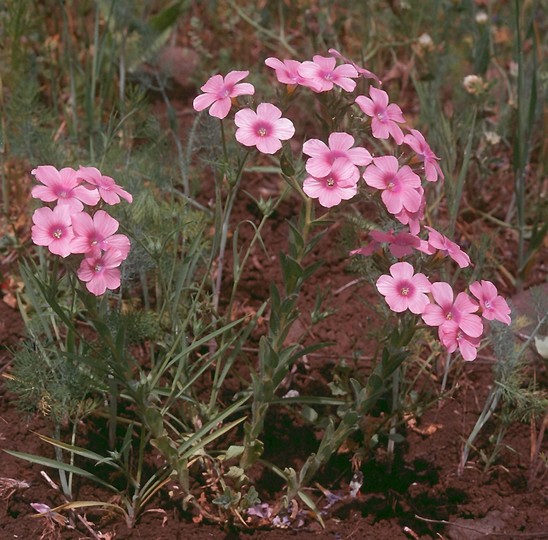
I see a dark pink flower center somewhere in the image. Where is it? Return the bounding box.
[52,228,63,239]
[399,280,414,297]
[256,123,270,137]
[375,106,386,121]
[326,177,335,187]
[219,85,231,98]
[94,263,103,273]
[484,300,491,309]
[385,175,398,191]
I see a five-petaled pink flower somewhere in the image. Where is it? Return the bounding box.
[193,71,255,119]
[376,229,430,258]
[298,55,358,92]
[363,156,422,215]
[31,205,75,258]
[303,132,372,178]
[425,226,471,268]
[376,261,431,314]
[234,103,295,154]
[439,322,481,361]
[71,210,130,259]
[31,165,100,213]
[303,158,360,208]
[77,249,125,296]
[469,280,511,325]
[422,282,483,338]
[77,166,133,205]
[403,129,444,183]
[265,57,315,90]
[355,87,406,144]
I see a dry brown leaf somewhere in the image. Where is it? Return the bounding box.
[407,416,442,436]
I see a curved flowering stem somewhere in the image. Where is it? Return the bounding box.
[226,0,298,57]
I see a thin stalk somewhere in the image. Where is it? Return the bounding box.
[448,109,477,236]
[158,77,191,195]
[59,0,78,139]
[226,185,289,315]
[514,0,526,284]
[88,1,102,160]
[440,352,453,394]
[387,365,400,472]
[458,388,500,475]
[68,420,79,497]
[0,74,8,215]
[53,423,72,499]
[211,152,249,314]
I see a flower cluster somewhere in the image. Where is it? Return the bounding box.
[192,48,511,362]
[30,165,132,296]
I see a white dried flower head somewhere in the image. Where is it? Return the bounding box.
[463,74,487,95]
[484,131,501,145]
[509,61,519,78]
[418,33,435,51]
[475,11,489,24]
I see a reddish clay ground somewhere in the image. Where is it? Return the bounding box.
[1,187,547,539]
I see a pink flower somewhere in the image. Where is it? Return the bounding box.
[349,242,380,257]
[328,48,381,83]
[439,322,481,361]
[31,205,75,258]
[265,57,316,90]
[193,71,255,119]
[350,230,426,259]
[469,280,511,325]
[234,103,295,154]
[298,55,358,92]
[303,132,372,178]
[376,261,431,314]
[355,87,406,144]
[374,229,430,258]
[77,166,133,205]
[425,226,471,268]
[422,282,483,337]
[71,210,130,259]
[77,249,125,296]
[303,158,360,208]
[350,229,427,258]
[394,189,425,235]
[31,165,100,213]
[363,156,422,215]
[403,129,444,182]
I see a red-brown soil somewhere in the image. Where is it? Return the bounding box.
[1,44,547,540]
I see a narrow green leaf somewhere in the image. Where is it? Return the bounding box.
[4,450,117,491]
